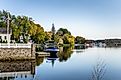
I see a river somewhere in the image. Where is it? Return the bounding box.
[0,47,121,80]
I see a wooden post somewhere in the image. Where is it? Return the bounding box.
[31,44,36,59]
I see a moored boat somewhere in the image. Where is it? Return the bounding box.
[44,40,59,52]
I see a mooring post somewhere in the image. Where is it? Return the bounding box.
[31,44,36,59]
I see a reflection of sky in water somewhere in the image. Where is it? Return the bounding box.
[15,75,34,80]
[1,48,121,80]
[35,48,121,80]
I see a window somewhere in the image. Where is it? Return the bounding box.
[0,36,2,43]
[4,36,7,39]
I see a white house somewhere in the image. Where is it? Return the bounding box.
[0,12,31,48]
[0,27,11,43]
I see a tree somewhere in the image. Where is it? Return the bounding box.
[31,24,46,43]
[55,28,74,46]
[75,36,86,44]
[63,34,75,45]
[44,31,52,41]
[56,28,71,36]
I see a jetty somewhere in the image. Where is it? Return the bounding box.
[36,52,50,57]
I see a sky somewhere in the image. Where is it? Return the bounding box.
[0,0,121,39]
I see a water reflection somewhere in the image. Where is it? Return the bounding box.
[0,60,35,80]
[35,47,121,80]
[57,47,73,62]
[90,57,107,80]
[36,56,44,66]
[36,47,74,67]
[2,47,121,80]
[48,51,58,67]
[75,45,86,49]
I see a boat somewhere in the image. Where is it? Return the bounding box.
[44,40,59,52]
[44,47,59,52]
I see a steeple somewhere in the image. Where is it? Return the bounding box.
[51,23,55,40]
[51,59,55,67]
[51,23,55,34]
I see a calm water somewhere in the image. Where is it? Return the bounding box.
[0,47,121,80]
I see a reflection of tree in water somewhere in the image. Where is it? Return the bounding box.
[90,57,107,80]
[36,56,44,66]
[57,47,73,62]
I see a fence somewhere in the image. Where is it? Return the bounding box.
[0,43,32,48]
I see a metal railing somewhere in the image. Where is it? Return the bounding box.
[0,43,32,48]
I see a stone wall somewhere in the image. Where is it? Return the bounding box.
[0,44,35,60]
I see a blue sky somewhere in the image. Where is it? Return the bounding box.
[0,0,121,39]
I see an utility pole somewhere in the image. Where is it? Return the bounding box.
[7,13,10,34]
[7,12,10,44]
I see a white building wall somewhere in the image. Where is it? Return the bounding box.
[0,34,11,43]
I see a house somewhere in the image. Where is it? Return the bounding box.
[0,27,12,43]
[85,40,95,47]
[95,40,106,47]
[105,39,121,47]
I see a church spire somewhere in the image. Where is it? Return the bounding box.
[51,23,55,40]
[51,23,55,34]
